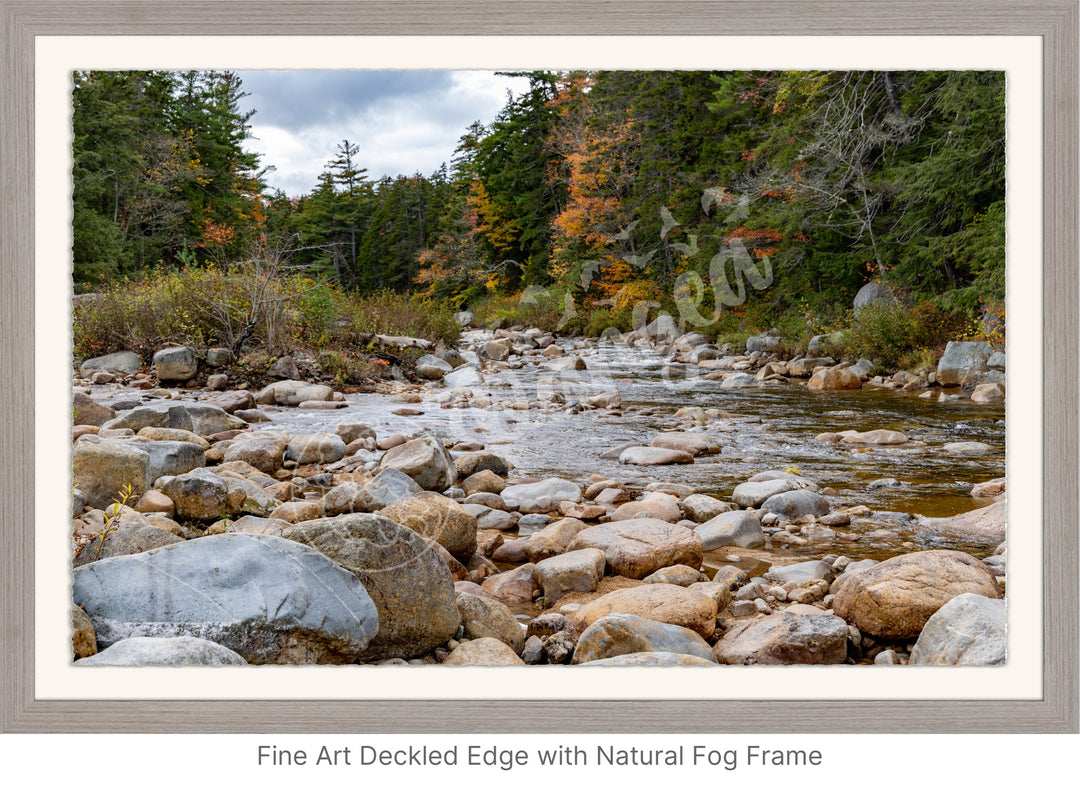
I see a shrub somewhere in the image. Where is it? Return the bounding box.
[845,300,969,370]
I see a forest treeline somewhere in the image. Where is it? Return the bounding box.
[72,68,1005,351]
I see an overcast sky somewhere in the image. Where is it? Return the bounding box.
[235,70,530,197]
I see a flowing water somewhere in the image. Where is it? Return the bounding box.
[253,331,1006,570]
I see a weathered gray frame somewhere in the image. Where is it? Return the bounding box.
[1,0,1075,734]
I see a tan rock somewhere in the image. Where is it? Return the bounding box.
[569,583,718,638]
[379,492,478,562]
[566,518,703,579]
[442,637,526,665]
[713,611,848,664]
[807,367,862,391]
[831,549,1002,639]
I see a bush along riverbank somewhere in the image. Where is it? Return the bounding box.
[71,302,1006,667]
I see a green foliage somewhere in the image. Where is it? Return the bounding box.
[845,301,969,369]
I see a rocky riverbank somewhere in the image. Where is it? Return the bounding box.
[70,320,1007,667]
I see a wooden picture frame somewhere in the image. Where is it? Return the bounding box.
[1,0,1076,733]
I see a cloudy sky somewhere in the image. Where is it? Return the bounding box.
[235,70,530,196]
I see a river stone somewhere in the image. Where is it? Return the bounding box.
[908,593,1007,666]
[694,510,764,550]
[454,452,511,478]
[159,468,234,521]
[379,433,457,491]
[443,365,483,389]
[765,560,836,585]
[787,357,837,377]
[970,382,1005,403]
[712,565,750,591]
[807,367,862,391]
[840,429,909,445]
[255,379,335,407]
[532,549,606,606]
[103,402,246,436]
[72,605,97,658]
[456,593,525,653]
[924,500,1007,542]
[415,354,453,379]
[680,494,735,523]
[223,476,280,517]
[76,636,248,666]
[501,478,581,513]
[569,584,718,638]
[73,518,185,567]
[153,346,198,382]
[610,492,682,523]
[732,478,799,508]
[643,565,709,587]
[79,351,142,377]
[942,441,994,455]
[747,470,820,491]
[221,431,289,474]
[320,482,369,516]
[286,432,347,465]
[73,393,116,427]
[481,563,539,607]
[72,436,151,510]
[137,427,210,449]
[687,581,733,611]
[362,467,423,510]
[284,514,459,661]
[523,518,589,562]
[831,549,1002,639]
[587,390,622,409]
[720,372,759,388]
[566,519,703,580]
[461,469,506,496]
[133,489,175,515]
[443,637,525,665]
[579,651,717,666]
[713,611,849,665]
[225,515,292,537]
[937,341,994,387]
[618,446,695,466]
[130,439,206,483]
[379,491,477,562]
[72,533,379,664]
[745,334,783,353]
[572,613,718,665]
[649,433,720,457]
[760,489,830,519]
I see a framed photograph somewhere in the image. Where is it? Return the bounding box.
[2,1,1076,735]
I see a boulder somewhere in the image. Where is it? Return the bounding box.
[501,478,581,513]
[569,584,718,638]
[442,638,525,666]
[378,433,457,491]
[523,518,589,562]
[72,605,97,659]
[745,334,783,353]
[73,518,184,567]
[71,533,379,664]
[840,429,909,445]
[286,432,348,465]
[78,351,141,377]
[255,379,335,407]
[566,519,703,579]
[571,613,717,664]
[103,402,246,436]
[731,477,799,508]
[853,281,896,313]
[923,500,1007,543]
[680,494,735,523]
[908,593,1007,666]
[618,446,695,466]
[73,393,116,427]
[72,436,150,510]
[153,346,198,382]
[578,651,717,667]
[713,612,849,665]
[807,367,862,391]
[937,341,994,387]
[642,565,709,587]
[443,365,483,389]
[481,564,539,607]
[454,452,511,478]
[971,383,1005,403]
[159,467,235,521]
[130,439,206,482]
[532,549,606,606]
[455,593,525,653]
[760,489,830,519]
[609,492,682,523]
[831,549,1002,639]
[765,560,836,585]
[378,492,478,562]
[284,514,459,661]
[76,636,247,666]
[808,332,845,356]
[222,431,290,474]
[694,510,764,550]
[414,354,453,380]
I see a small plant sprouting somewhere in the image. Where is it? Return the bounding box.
[93,482,136,561]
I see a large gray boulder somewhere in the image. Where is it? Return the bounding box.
[694,510,764,550]
[853,281,896,314]
[732,478,799,508]
[908,593,1007,666]
[78,351,141,377]
[71,533,379,664]
[76,636,247,666]
[760,489,831,519]
[415,354,453,380]
[936,341,994,387]
[153,346,198,382]
[713,611,849,665]
[129,439,206,482]
[284,514,459,661]
[102,402,246,436]
[378,433,457,491]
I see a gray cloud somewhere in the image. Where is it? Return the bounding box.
[235,70,527,196]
